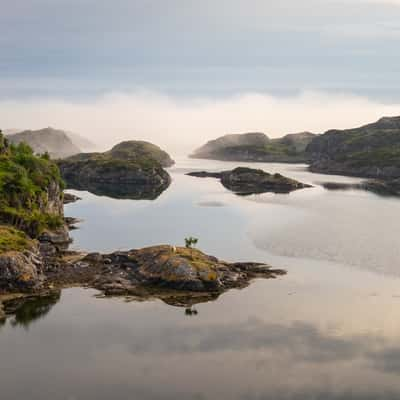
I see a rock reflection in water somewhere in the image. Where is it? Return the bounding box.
[65,180,170,200]
[2,291,61,328]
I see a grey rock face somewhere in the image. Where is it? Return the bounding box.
[39,225,71,254]
[0,249,44,292]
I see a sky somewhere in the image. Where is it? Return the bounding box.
[1,0,400,153]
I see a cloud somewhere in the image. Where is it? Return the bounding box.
[1,90,399,155]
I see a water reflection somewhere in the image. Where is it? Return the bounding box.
[65,179,170,200]
[2,291,61,329]
[320,181,400,198]
[2,286,400,399]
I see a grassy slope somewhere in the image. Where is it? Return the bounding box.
[0,131,64,240]
[0,225,35,253]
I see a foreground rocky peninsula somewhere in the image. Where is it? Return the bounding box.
[58,140,174,199]
[188,167,311,195]
[2,244,284,298]
[0,242,285,313]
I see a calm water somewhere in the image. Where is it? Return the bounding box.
[1,158,400,399]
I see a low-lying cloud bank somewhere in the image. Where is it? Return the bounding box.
[0,90,399,156]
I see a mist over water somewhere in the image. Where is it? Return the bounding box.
[1,90,400,155]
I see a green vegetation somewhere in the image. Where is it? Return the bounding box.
[108,141,174,167]
[0,130,64,237]
[0,225,35,253]
[185,237,199,249]
[60,152,161,172]
[341,148,400,168]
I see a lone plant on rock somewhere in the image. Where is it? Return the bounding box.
[185,237,198,249]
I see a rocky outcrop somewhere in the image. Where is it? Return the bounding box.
[63,192,81,204]
[0,244,285,307]
[40,179,64,216]
[38,225,72,255]
[306,116,400,179]
[6,127,81,159]
[58,140,173,200]
[188,167,311,194]
[191,132,316,163]
[0,247,44,293]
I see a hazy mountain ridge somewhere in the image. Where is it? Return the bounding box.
[191,131,316,163]
[6,128,81,159]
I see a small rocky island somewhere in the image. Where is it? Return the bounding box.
[188,167,311,194]
[58,140,174,199]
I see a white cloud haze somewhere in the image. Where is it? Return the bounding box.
[1,91,399,156]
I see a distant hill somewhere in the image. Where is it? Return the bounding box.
[306,116,400,178]
[191,131,316,163]
[6,128,81,159]
[65,131,97,152]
